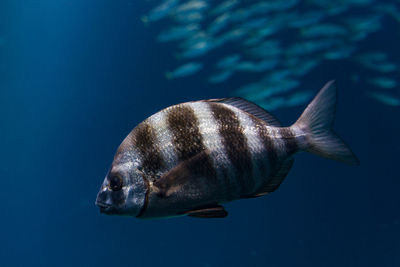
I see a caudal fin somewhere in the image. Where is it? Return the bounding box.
[294,80,359,165]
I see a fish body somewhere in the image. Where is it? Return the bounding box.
[366,91,400,106]
[323,46,355,60]
[157,24,200,42]
[211,0,239,15]
[207,13,231,35]
[368,77,397,89]
[216,54,241,69]
[180,40,216,58]
[301,24,348,38]
[175,0,208,14]
[165,62,203,79]
[96,81,358,219]
[172,11,204,24]
[208,70,233,83]
[141,0,179,24]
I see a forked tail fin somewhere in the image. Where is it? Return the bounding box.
[293,80,359,165]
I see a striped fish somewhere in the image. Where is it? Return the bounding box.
[95,80,359,219]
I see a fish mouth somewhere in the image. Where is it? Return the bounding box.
[95,201,114,213]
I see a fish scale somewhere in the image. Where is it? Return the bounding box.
[208,102,254,197]
[187,101,238,201]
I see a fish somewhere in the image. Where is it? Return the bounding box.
[216,54,241,69]
[248,40,281,58]
[288,11,326,28]
[179,31,208,50]
[95,81,359,219]
[165,62,203,79]
[256,96,286,111]
[211,0,239,16]
[208,70,233,83]
[346,14,382,41]
[367,77,397,89]
[262,70,292,83]
[375,3,400,23]
[234,59,279,73]
[284,91,314,107]
[172,11,204,24]
[207,13,231,36]
[180,39,217,58]
[157,24,200,42]
[322,46,356,60]
[142,0,397,110]
[141,0,179,24]
[356,52,397,73]
[357,52,388,63]
[288,59,320,76]
[236,78,300,102]
[215,28,246,46]
[175,0,208,14]
[285,39,341,56]
[300,24,348,38]
[369,62,397,73]
[366,91,400,106]
[243,28,279,46]
[247,0,299,14]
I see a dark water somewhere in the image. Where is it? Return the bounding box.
[1,1,399,266]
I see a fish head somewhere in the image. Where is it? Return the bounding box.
[95,154,147,217]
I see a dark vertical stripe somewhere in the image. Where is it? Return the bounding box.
[209,103,253,196]
[250,116,278,179]
[279,128,299,155]
[133,122,165,176]
[167,105,217,180]
[221,169,233,201]
[167,105,204,161]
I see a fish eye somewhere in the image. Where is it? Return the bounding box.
[109,175,123,191]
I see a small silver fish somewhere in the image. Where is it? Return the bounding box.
[95,81,359,219]
[141,0,179,24]
[165,62,203,79]
[208,70,233,83]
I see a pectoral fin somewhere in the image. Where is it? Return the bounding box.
[186,205,228,218]
[153,150,211,197]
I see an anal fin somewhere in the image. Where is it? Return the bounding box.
[186,205,228,218]
[244,192,269,199]
[253,158,294,195]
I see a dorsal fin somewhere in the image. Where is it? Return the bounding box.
[205,97,281,126]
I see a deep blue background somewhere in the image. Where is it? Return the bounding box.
[1,1,399,266]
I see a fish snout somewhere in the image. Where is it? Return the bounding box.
[95,189,113,213]
[95,201,113,213]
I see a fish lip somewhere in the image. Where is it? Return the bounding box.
[95,201,113,213]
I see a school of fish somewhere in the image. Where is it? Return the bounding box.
[141,0,400,108]
[95,81,359,219]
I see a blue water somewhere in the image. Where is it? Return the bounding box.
[1,1,399,266]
